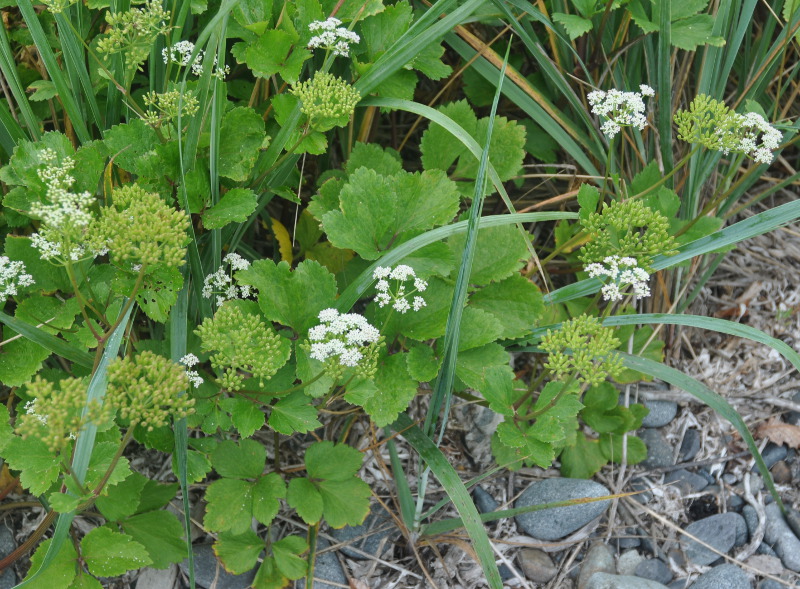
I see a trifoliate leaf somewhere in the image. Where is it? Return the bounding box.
[211,439,266,479]
[269,391,322,434]
[552,13,593,40]
[420,100,475,173]
[360,2,411,59]
[218,108,266,181]
[122,510,186,569]
[469,274,545,339]
[481,365,519,417]
[252,473,286,526]
[204,478,254,534]
[81,527,152,576]
[219,397,265,439]
[455,342,512,392]
[238,259,338,334]
[25,538,78,586]
[305,441,362,481]
[272,536,308,580]
[203,188,258,228]
[362,353,418,427]
[448,224,529,286]
[4,436,60,495]
[214,530,264,575]
[95,471,148,522]
[559,433,607,478]
[81,441,131,494]
[317,478,371,528]
[104,119,160,176]
[287,477,323,524]
[245,29,311,83]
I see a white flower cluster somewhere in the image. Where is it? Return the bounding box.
[179,353,204,388]
[585,256,651,302]
[0,256,34,300]
[162,40,229,79]
[201,253,252,307]
[24,399,48,426]
[737,112,782,165]
[373,265,427,313]
[308,308,380,367]
[307,17,360,57]
[587,85,654,139]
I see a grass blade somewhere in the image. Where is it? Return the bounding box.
[0,311,94,369]
[386,438,416,530]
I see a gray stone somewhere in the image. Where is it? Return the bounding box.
[757,543,778,557]
[630,478,654,504]
[180,544,256,589]
[640,401,678,428]
[637,527,661,557]
[584,572,671,589]
[518,548,558,584]
[682,513,743,565]
[734,512,749,546]
[0,526,16,589]
[689,564,751,589]
[753,444,788,471]
[617,550,644,576]
[679,429,700,462]
[743,505,759,537]
[785,508,800,540]
[723,473,738,485]
[697,469,715,485]
[617,528,641,549]
[664,469,708,494]
[330,503,398,560]
[763,502,800,571]
[514,478,611,541]
[472,486,499,514]
[296,538,348,589]
[640,429,675,469]
[578,543,615,589]
[635,558,673,585]
[786,390,800,425]
[668,581,688,589]
[759,580,787,589]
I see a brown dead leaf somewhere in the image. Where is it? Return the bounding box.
[755,417,800,449]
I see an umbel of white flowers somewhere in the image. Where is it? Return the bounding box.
[585,255,651,302]
[307,17,360,57]
[587,85,655,139]
[202,253,252,307]
[373,265,427,313]
[0,256,34,300]
[308,309,380,367]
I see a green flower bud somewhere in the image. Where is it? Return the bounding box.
[540,315,623,386]
[291,72,361,132]
[97,0,171,70]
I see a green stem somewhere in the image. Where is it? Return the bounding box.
[249,123,311,189]
[102,265,147,341]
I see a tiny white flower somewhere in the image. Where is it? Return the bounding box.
[180,353,200,367]
[412,296,426,311]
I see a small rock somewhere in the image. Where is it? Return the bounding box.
[634,558,673,585]
[630,478,654,504]
[584,572,671,589]
[757,543,778,557]
[578,543,615,589]
[616,550,644,576]
[472,486,499,514]
[499,564,514,581]
[637,527,660,557]
[666,549,685,569]
[616,527,641,549]
[640,401,678,428]
[668,581,688,589]
[664,469,708,494]
[181,544,256,589]
[758,580,787,589]
[754,444,788,471]
[723,473,738,485]
[733,512,749,546]
[689,564,751,589]
[787,389,800,425]
[682,513,744,565]
[296,538,348,589]
[518,548,558,584]
[697,469,716,485]
[745,554,784,576]
[135,565,179,589]
[763,502,800,571]
[640,429,675,469]
[743,505,759,537]
[515,478,611,541]
[330,503,398,559]
[771,460,792,484]
[679,429,700,462]
[0,527,16,589]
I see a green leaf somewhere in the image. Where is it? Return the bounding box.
[362,353,418,427]
[671,14,725,50]
[218,108,266,181]
[406,343,440,382]
[82,441,131,494]
[203,188,258,228]
[447,224,529,286]
[345,142,403,177]
[577,183,600,222]
[219,397,265,438]
[103,119,160,176]
[0,327,51,386]
[48,492,81,514]
[81,527,152,577]
[25,538,77,586]
[245,29,311,83]
[172,449,211,484]
[211,439,266,479]
[317,479,371,528]
[122,510,186,569]
[204,478,254,534]
[468,275,544,339]
[600,433,647,464]
[95,472,147,522]
[252,473,286,526]
[559,433,608,478]
[305,441,362,481]
[481,365,518,416]
[287,477,323,524]
[69,574,103,589]
[27,79,57,101]
[272,536,308,580]
[238,259,338,333]
[455,342,511,391]
[268,391,322,434]
[136,476,178,513]
[214,530,264,575]
[134,266,183,323]
[552,13,593,40]
[4,436,60,495]
[360,2,412,60]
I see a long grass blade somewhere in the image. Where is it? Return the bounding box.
[0,22,40,141]
[0,311,94,369]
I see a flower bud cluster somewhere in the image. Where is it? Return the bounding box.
[105,351,194,431]
[143,90,200,127]
[372,265,427,313]
[540,315,623,386]
[30,149,99,263]
[161,40,229,79]
[587,85,654,138]
[16,377,109,453]
[291,72,361,132]
[179,353,204,388]
[307,309,382,377]
[201,253,253,307]
[580,199,677,272]
[195,304,289,390]
[307,18,360,57]
[585,256,651,302]
[0,256,34,300]
[91,184,189,268]
[97,0,171,69]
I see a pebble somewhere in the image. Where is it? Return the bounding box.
[616,550,644,576]
[664,469,708,494]
[668,581,688,589]
[786,508,800,539]
[296,538,348,589]
[518,548,558,583]
[763,502,800,572]
[637,527,660,557]
[678,429,700,462]
[0,527,15,589]
[514,478,611,541]
[577,543,615,589]
[754,443,788,471]
[734,511,749,546]
[630,478,654,504]
[472,486,499,514]
[180,544,256,589]
[640,401,678,428]
[759,580,787,589]
[682,512,744,565]
[634,558,673,585]
[640,429,675,469]
[583,572,671,589]
[786,390,800,425]
[689,564,752,589]
[330,503,398,559]
[771,460,792,484]
[616,528,641,549]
